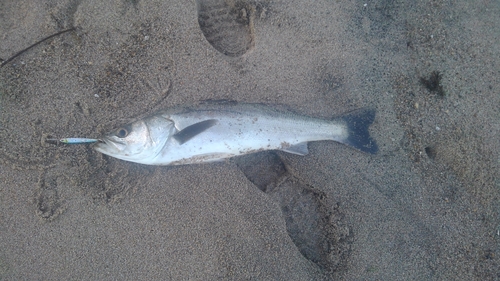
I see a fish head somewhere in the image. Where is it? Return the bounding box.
[93,115,175,164]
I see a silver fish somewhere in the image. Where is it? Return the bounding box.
[93,102,378,165]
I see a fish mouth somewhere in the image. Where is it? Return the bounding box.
[92,139,107,153]
[92,138,122,155]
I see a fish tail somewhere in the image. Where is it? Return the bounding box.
[338,108,378,154]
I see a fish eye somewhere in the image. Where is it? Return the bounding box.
[116,128,129,138]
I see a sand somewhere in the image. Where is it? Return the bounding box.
[0,0,499,280]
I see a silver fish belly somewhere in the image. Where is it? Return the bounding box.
[93,102,378,165]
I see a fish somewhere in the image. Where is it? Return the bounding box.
[93,101,378,165]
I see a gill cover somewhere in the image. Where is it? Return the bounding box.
[93,115,175,164]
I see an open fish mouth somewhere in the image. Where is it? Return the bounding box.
[91,139,107,153]
[93,138,123,154]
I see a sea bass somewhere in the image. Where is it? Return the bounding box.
[93,102,378,165]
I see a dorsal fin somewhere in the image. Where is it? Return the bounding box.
[173,119,218,144]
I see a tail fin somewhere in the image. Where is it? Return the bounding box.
[339,108,378,154]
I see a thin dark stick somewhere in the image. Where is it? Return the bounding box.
[0,27,75,68]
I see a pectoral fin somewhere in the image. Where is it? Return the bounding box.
[281,142,309,156]
[173,119,218,144]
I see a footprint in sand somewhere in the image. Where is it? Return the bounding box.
[35,169,66,221]
[235,152,352,277]
[197,0,255,57]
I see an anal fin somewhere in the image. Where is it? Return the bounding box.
[281,142,309,156]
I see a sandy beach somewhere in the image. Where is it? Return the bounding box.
[1,0,499,279]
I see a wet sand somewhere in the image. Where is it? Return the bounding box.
[1,0,499,280]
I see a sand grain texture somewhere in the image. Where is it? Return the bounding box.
[1,0,499,280]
